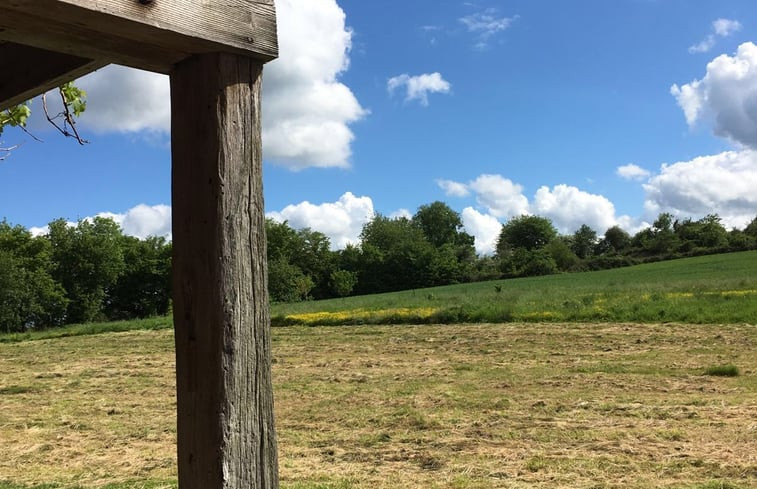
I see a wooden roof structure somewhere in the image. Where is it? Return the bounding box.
[1,1,280,487]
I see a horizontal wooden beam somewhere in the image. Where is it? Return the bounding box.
[0,0,277,73]
[0,42,105,111]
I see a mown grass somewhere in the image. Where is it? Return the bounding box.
[272,251,757,325]
[0,317,172,344]
[1,321,755,489]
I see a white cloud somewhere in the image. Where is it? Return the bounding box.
[31,0,366,170]
[436,179,471,197]
[643,150,757,229]
[389,208,412,220]
[713,18,742,37]
[76,66,171,133]
[266,192,374,249]
[117,204,172,239]
[29,226,50,237]
[616,163,651,181]
[688,18,742,54]
[459,9,518,48]
[672,42,757,147]
[387,72,451,106]
[468,174,529,218]
[30,204,172,240]
[688,36,716,54]
[263,0,367,169]
[461,207,501,255]
[441,174,636,236]
[531,184,623,235]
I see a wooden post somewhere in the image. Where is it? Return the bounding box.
[170,53,278,489]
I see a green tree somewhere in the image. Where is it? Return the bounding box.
[545,238,580,271]
[571,224,597,259]
[496,215,558,256]
[675,214,728,251]
[48,217,125,323]
[601,225,631,254]
[329,269,357,298]
[265,219,336,300]
[648,212,678,254]
[413,201,470,248]
[0,221,68,332]
[291,228,334,299]
[268,258,313,303]
[413,202,476,284]
[105,236,171,319]
[358,215,435,293]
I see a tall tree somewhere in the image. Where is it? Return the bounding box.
[358,215,435,293]
[413,201,469,248]
[48,217,125,323]
[0,221,67,332]
[105,236,171,319]
[571,224,598,259]
[496,215,558,256]
[602,225,631,253]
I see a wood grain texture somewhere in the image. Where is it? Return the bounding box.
[171,53,278,489]
[0,0,277,72]
[0,42,104,110]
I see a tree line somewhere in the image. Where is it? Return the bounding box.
[0,217,171,333]
[267,203,757,302]
[2,203,756,331]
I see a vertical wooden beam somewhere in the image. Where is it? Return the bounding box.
[170,53,278,489]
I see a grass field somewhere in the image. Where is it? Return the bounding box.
[272,251,757,325]
[0,252,755,488]
[0,322,755,489]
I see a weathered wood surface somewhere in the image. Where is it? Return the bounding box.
[0,42,103,110]
[171,52,278,489]
[0,0,277,73]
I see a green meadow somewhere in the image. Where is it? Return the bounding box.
[272,250,757,326]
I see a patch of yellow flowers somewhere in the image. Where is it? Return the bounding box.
[283,307,438,326]
[664,289,757,299]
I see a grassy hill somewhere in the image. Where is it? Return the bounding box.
[272,250,757,326]
[1,251,754,346]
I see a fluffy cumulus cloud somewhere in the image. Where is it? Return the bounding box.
[266,192,374,249]
[461,207,502,255]
[643,150,757,229]
[616,163,651,181]
[30,204,172,239]
[468,174,529,218]
[63,66,171,134]
[531,185,621,235]
[387,72,451,106]
[263,0,367,168]
[672,42,757,147]
[436,178,471,197]
[438,174,641,251]
[437,173,527,222]
[688,18,742,54]
[41,0,365,169]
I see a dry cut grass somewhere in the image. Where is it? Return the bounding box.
[0,322,755,489]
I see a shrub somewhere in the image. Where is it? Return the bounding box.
[704,365,739,377]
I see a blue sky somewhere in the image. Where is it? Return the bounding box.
[1,0,757,254]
